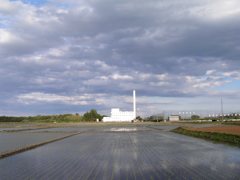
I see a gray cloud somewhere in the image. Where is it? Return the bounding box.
[0,0,240,116]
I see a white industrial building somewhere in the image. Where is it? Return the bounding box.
[102,90,136,122]
[168,115,180,122]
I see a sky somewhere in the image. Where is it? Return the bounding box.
[0,0,240,117]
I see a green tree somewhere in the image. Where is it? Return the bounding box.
[152,115,164,122]
[136,116,142,120]
[144,115,163,122]
[191,115,200,119]
[83,109,102,122]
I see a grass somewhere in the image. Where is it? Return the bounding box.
[222,121,240,125]
[171,127,240,147]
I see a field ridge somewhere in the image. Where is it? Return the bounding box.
[171,127,240,146]
[0,132,82,159]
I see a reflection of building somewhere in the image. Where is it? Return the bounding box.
[168,115,179,122]
[103,90,136,122]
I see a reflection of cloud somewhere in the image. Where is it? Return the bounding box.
[110,128,137,132]
[1,130,240,179]
[228,163,239,168]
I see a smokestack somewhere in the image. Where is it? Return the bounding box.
[133,90,136,119]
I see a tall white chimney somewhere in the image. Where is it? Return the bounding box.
[133,90,136,119]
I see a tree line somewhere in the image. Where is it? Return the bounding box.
[0,109,105,123]
[144,113,240,122]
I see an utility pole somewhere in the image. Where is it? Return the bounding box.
[133,90,136,119]
[221,99,224,121]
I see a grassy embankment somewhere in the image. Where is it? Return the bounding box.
[222,121,240,125]
[171,127,240,147]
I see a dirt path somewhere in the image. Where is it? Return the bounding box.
[184,126,240,135]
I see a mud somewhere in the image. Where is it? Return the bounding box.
[184,126,240,135]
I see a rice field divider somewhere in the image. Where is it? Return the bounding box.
[0,132,83,159]
[171,127,240,146]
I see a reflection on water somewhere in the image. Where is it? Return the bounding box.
[0,132,240,179]
[0,133,73,153]
[110,128,137,131]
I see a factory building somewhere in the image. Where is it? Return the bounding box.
[102,90,136,122]
[168,115,180,122]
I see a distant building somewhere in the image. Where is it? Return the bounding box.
[168,115,179,122]
[102,90,136,122]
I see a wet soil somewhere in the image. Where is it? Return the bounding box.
[184,126,240,135]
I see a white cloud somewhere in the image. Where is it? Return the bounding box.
[0,0,240,116]
[189,0,240,20]
[0,29,24,44]
[207,90,240,98]
[222,71,240,77]
[137,73,151,80]
[136,97,172,105]
[111,74,133,80]
[156,74,167,80]
[0,0,23,16]
[17,92,109,105]
[206,70,215,75]
[150,82,169,86]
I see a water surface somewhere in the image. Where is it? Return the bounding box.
[0,131,239,179]
[0,133,73,153]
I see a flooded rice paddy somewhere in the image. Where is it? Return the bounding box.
[0,133,73,153]
[25,126,154,132]
[0,124,240,179]
[0,127,40,132]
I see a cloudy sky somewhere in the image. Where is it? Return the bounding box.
[0,0,240,117]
